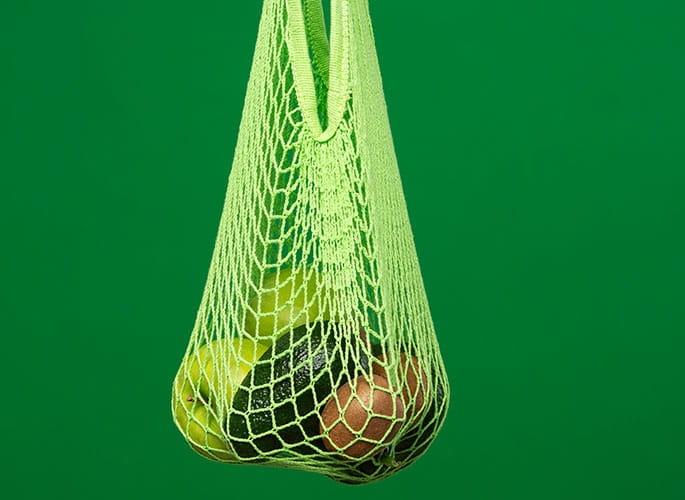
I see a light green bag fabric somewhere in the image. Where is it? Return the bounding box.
[172,0,449,485]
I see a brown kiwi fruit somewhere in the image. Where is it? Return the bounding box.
[320,374,405,459]
[372,353,428,427]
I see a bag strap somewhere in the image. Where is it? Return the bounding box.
[303,0,330,86]
[286,0,351,143]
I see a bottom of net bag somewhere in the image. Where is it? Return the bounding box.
[172,321,447,485]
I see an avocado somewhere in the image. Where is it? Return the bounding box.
[228,322,369,460]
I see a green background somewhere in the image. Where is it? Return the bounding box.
[2,1,684,498]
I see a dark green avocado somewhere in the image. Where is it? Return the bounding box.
[228,322,369,460]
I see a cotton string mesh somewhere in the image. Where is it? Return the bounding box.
[171,0,449,485]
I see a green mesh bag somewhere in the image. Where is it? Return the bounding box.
[171,0,449,485]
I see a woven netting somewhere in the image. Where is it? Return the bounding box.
[171,0,449,485]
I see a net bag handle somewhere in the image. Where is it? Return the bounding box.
[302,0,330,86]
[286,0,351,143]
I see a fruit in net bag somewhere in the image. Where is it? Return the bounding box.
[320,374,405,459]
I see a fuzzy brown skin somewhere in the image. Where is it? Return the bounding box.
[373,353,429,427]
[320,374,405,459]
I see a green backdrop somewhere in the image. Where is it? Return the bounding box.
[2,1,684,499]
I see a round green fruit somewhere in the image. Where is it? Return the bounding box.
[185,337,267,405]
[172,377,234,461]
[175,403,234,460]
[244,268,329,340]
